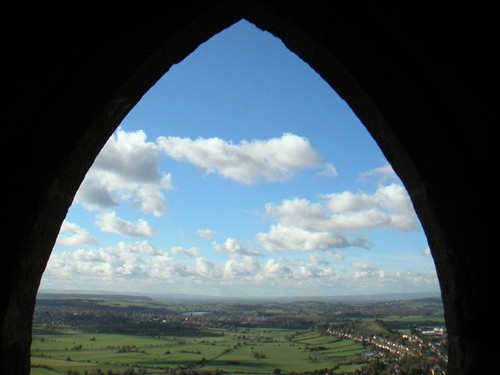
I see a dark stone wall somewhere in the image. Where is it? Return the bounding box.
[2,2,496,374]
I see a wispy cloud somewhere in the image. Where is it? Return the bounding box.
[196,228,217,239]
[357,163,399,184]
[317,162,338,178]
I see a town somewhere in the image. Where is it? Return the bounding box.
[327,322,447,374]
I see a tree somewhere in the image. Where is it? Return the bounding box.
[252,351,266,360]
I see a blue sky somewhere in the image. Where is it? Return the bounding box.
[39,20,439,298]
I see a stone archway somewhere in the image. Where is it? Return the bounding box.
[2,2,496,374]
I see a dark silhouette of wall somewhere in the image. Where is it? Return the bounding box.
[2,2,496,374]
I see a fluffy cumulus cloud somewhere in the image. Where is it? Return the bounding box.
[256,183,418,252]
[194,257,218,278]
[352,262,379,279]
[156,133,323,184]
[260,258,293,279]
[56,221,98,247]
[41,239,439,296]
[345,261,439,292]
[74,129,173,216]
[212,238,261,256]
[223,255,261,279]
[257,224,361,252]
[44,241,160,283]
[171,246,202,257]
[96,211,157,237]
[323,183,418,230]
[45,126,434,296]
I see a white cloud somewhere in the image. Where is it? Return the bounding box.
[44,241,160,283]
[317,162,338,177]
[265,194,410,233]
[212,238,261,256]
[194,258,219,278]
[74,181,118,210]
[323,184,418,231]
[157,133,323,184]
[96,211,157,237]
[125,240,164,255]
[349,268,439,292]
[196,228,217,239]
[148,254,194,280]
[74,129,173,216]
[257,224,364,252]
[264,198,326,229]
[308,252,332,266]
[56,221,98,247]
[322,191,375,213]
[352,262,377,271]
[357,163,399,184]
[260,259,293,279]
[223,255,261,278]
[171,246,202,257]
[256,183,418,252]
[41,240,439,296]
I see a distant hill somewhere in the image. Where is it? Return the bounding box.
[320,291,442,303]
[145,291,442,303]
[37,291,154,302]
[37,289,441,304]
[330,319,400,341]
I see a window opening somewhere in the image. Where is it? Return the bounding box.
[32,20,446,375]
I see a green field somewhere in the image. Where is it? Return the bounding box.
[31,327,366,374]
[31,294,445,374]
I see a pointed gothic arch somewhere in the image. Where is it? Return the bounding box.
[2,2,496,374]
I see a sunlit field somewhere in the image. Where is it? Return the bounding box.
[31,326,366,374]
